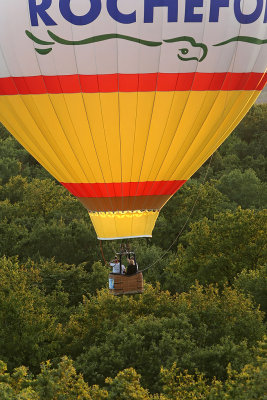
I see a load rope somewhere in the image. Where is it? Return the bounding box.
[140,154,214,273]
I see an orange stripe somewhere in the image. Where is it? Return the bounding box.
[0,72,266,95]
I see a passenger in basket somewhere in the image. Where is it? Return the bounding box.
[126,256,138,275]
[109,256,125,274]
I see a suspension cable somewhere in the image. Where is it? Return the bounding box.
[140,155,214,273]
[99,240,107,264]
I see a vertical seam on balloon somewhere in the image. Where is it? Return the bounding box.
[188,69,266,177]
[68,22,115,211]
[23,14,99,188]
[173,0,258,179]
[130,7,166,213]
[112,17,121,238]
[0,42,61,177]
[0,41,72,182]
[181,0,249,176]
[37,44,100,188]
[129,15,143,235]
[91,28,118,213]
[116,17,123,219]
[59,23,103,189]
[142,3,210,202]
[186,92,255,177]
[129,87,140,236]
[156,3,240,182]
[0,100,64,180]
[23,20,89,184]
[70,22,116,211]
[138,3,210,209]
[153,2,210,187]
[185,91,258,178]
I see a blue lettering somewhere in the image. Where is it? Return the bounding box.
[59,0,101,25]
[28,0,267,28]
[28,0,56,26]
[107,0,136,24]
[185,0,203,22]
[144,0,178,23]
[234,0,263,24]
[209,0,229,22]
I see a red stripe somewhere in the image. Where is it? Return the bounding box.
[61,180,186,198]
[0,72,266,95]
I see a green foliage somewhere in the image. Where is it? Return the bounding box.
[66,285,264,391]
[161,208,266,291]
[19,218,98,265]
[160,363,212,399]
[106,368,151,400]
[0,338,266,399]
[37,259,109,304]
[0,124,50,183]
[0,257,62,371]
[0,104,266,398]
[160,337,267,399]
[234,265,267,316]
[0,356,107,400]
[152,181,234,250]
[218,104,267,181]
[216,168,267,209]
[0,177,101,264]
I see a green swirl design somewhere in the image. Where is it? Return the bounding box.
[214,36,267,47]
[35,48,53,55]
[25,30,266,63]
[26,30,208,62]
[47,30,162,47]
[25,30,55,45]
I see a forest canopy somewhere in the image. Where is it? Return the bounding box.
[0,104,266,399]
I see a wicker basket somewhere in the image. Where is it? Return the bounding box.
[109,272,144,295]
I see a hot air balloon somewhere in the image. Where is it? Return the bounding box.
[0,0,266,241]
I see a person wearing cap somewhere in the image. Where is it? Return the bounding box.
[109,256,126,274]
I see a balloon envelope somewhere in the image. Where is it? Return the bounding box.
[0,1,266,239]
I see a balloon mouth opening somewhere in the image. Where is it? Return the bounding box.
[97,235,152,241]
[88,210,159,240]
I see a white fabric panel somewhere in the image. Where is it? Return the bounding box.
[0,0,266,78]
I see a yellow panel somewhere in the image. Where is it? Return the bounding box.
[152,90,221,180]
[49,93,102,182]
[0,90,258,184]
[176,90,260,179]
[22,95,89,182]
[99,93,121,181]
[0,95,72,182]
[89,210,159,240]
[83,93,113,182]
[130,92,159,182]
[119,92,138,182]
[139,90,191,181]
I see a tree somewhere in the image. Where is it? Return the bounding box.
[106,368,151,400]
[152,181,234,250]
[0,175,27,203]
[160,337,267,399]
[234,265,267,317]
[0,257,62,371]
[37,259,109,305]
[162,208,266,290]
[217,104,267,181]
[68,285,265,392]
[0,356,108,400]
[216,168,267,209]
